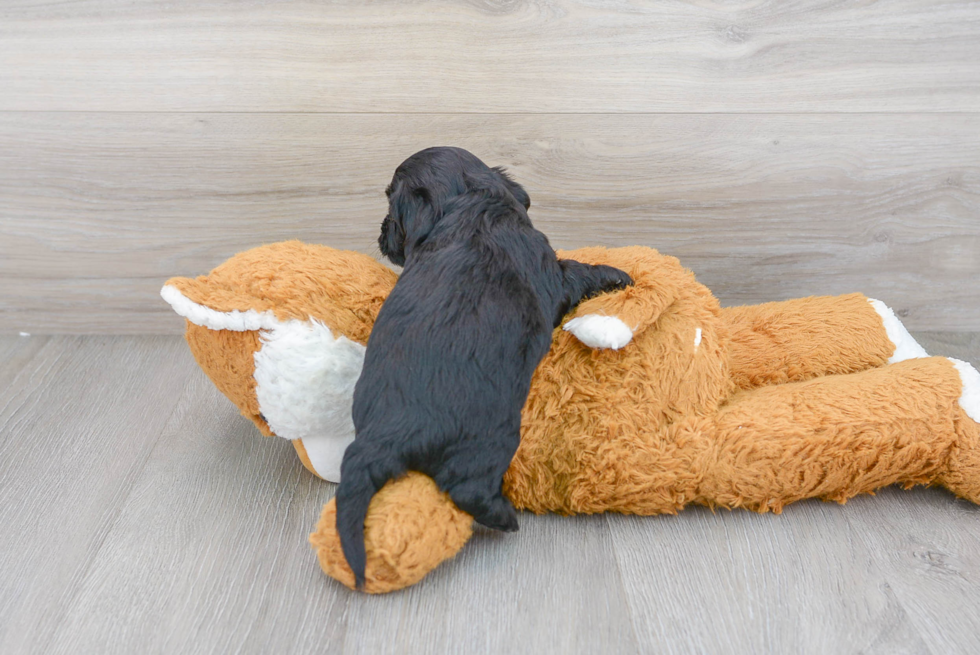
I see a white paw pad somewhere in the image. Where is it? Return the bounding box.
[868,298,928,363]
[949,358,980,424]
[564,315,634,350]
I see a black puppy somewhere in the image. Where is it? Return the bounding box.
[336,147,632,587]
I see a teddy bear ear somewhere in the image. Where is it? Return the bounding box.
[160,241,309,330]
[162,240,397,339]
[161,275,279,332]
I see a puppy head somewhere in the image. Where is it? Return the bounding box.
[378,147,531,266]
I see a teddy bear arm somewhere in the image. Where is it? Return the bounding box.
[557,247,686,349]
[568,286,667,341]
[700,356,979,511]
[722,293,920,391]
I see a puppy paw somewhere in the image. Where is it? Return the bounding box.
[595,264,633,293]
[475,495,520,533]
[564,315,634,350]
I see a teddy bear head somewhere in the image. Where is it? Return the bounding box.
[161,241,398,481]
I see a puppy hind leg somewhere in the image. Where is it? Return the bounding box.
[481,492,520,532]
[435,445,520,532]
[449,484,519,532]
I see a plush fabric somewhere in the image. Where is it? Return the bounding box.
[162,241,980,594]
[310,472,472,593]
[165,241,397,480]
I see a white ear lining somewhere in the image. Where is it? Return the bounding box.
[161,284,279,331]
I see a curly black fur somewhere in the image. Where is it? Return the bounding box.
[336,147,632,588]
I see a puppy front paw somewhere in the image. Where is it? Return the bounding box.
[564,314,634,350]
[595,265,633,293]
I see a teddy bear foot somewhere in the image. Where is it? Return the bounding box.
[292,435,352,483]
[939,358,980,505]
[949,358,980,425]
[867,299,928,363]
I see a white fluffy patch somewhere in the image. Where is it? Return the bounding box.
[253,319,364,483]
[161,284,278,331]
[868,298,928,363]
[564,314,634,350]
[298,434,356,485]
[694,327,703,351]
[161,283,364,482]
[949,358,980,424]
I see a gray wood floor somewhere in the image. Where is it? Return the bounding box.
[1,332,979,655]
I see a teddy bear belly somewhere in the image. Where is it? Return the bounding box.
[503,415,715,516]
[505,303,733,515]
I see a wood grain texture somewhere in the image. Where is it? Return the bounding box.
[1,0,979,112]
[845,489,980,655]
[608,503,933,655]
[1,334,979,654]
[851,333,980,654]
[1,112,977,334]
[0,336,195,654]
[42,371,352,655]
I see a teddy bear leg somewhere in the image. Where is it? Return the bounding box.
[309,472,474,593]
[937,358,980,503]
[866,298,929,363]
[722,293,925,391]
[698,357,967,511]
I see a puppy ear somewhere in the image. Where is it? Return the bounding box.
[492,166,531,210]
[388,183,439,262]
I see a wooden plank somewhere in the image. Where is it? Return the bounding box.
[608,501,933,654]
[40,370,353,655]
[24,340,637,654]
[843,488,980,655]
[1,0,978,112]
[0,335,49,386]
[338,515,639,655]
[607,332,980,654]
[2,335,979,653]
[912,331,980,362]
[862,332,980,653]
[1,112,978,333]
[0,336,195,654]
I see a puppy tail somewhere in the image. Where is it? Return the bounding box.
[335,445,399,590]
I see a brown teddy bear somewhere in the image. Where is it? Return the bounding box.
[162,241,980,593]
